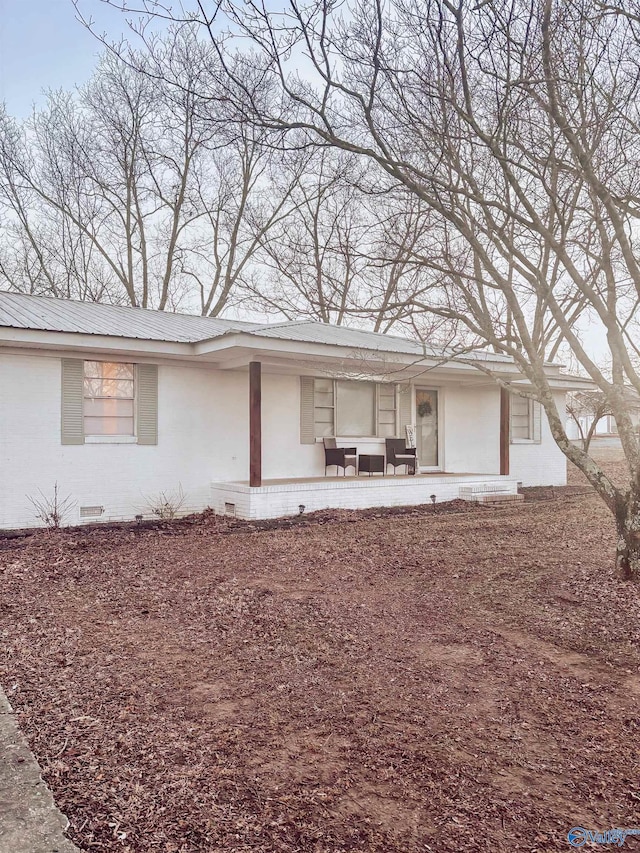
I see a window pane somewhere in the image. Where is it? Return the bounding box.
[84,361,134,380]
[83,398,134,418]
[314,407,334,425]
[511,396,529,416]
[83,378,134,398]
[378,422,396,438]
[84,416,134,436]
[314,419,335,438]
[313,391,334,407]
[336,381,375,436]
[83,361,103,379]
[511,395,531,439]
[379,385,395,404]
[102,378,134,398]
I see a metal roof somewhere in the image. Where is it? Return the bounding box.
[249,321,432,354]
[0,291,258,343]
[247,320,515,361]
[0,290,514,362]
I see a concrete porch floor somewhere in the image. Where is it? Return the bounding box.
[232,471,481,486]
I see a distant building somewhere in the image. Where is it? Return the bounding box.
[565,387,640,440]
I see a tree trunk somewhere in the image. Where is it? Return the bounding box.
[615,500,640,581]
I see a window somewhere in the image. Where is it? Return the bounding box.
[336,380,375,436]
[510,393,541,442]
[313,378,335,438]
[311,378,396,438]
[83,361,135,436]
[377,384,397,437]
[62,359,157,445]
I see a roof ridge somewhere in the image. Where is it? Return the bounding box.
[247,319,311,332]
[248,317,437,345]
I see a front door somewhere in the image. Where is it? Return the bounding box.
[415,389,439,468]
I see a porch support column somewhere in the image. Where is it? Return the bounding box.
[249,361,262,487]
[500,388,510,476]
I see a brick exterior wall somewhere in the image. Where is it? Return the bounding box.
[0,351,566,528]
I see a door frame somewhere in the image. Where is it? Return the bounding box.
[414,385,443,472]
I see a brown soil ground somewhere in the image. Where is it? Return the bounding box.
[1,449,639,852]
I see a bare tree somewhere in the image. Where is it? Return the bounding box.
[249,150,450,330]
[185,122,306,317]
[361,195,453,335]
[0,26,298,314]
[252,150,370,323]
[0,107,115,302]
[91,0,640,578]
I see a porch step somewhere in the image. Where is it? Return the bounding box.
[459,483,523,504]
[466,492,524,504]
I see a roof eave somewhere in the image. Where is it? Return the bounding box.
[194,330,522,369]
[0,326,195,357]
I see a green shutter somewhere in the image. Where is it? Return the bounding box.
[397,383,412,437]
[300,376,315,444]
[532,400,542,443]
[61,359,84,445]
[137,364,158,445]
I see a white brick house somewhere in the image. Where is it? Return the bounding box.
[0,292,585,527]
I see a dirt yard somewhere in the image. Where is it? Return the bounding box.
[1,450,639,852]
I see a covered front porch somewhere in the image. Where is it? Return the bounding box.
[211,471,520,519]
[203,354,525,518]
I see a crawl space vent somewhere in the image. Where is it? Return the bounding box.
[224,502,236,517]
[80,505,104,518]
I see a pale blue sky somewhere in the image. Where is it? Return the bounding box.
[0,0,131,117]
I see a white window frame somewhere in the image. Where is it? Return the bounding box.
[376,383,397,439]
[83,361,137,442]
[510,393,534,443]
[312,378,397,439]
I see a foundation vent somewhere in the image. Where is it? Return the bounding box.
[80,505,104,518]
[224,502,236,517]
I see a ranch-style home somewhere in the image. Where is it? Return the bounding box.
[0,292,587,528]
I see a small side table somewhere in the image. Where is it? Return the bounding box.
[358,454,385,476]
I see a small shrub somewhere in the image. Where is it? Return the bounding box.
[27,482,75,529]
[144,485,187,520]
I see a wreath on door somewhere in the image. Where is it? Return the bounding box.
[417,399,433,417]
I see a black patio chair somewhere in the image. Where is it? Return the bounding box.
[323,437,357,476]
[385,438,417,475]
